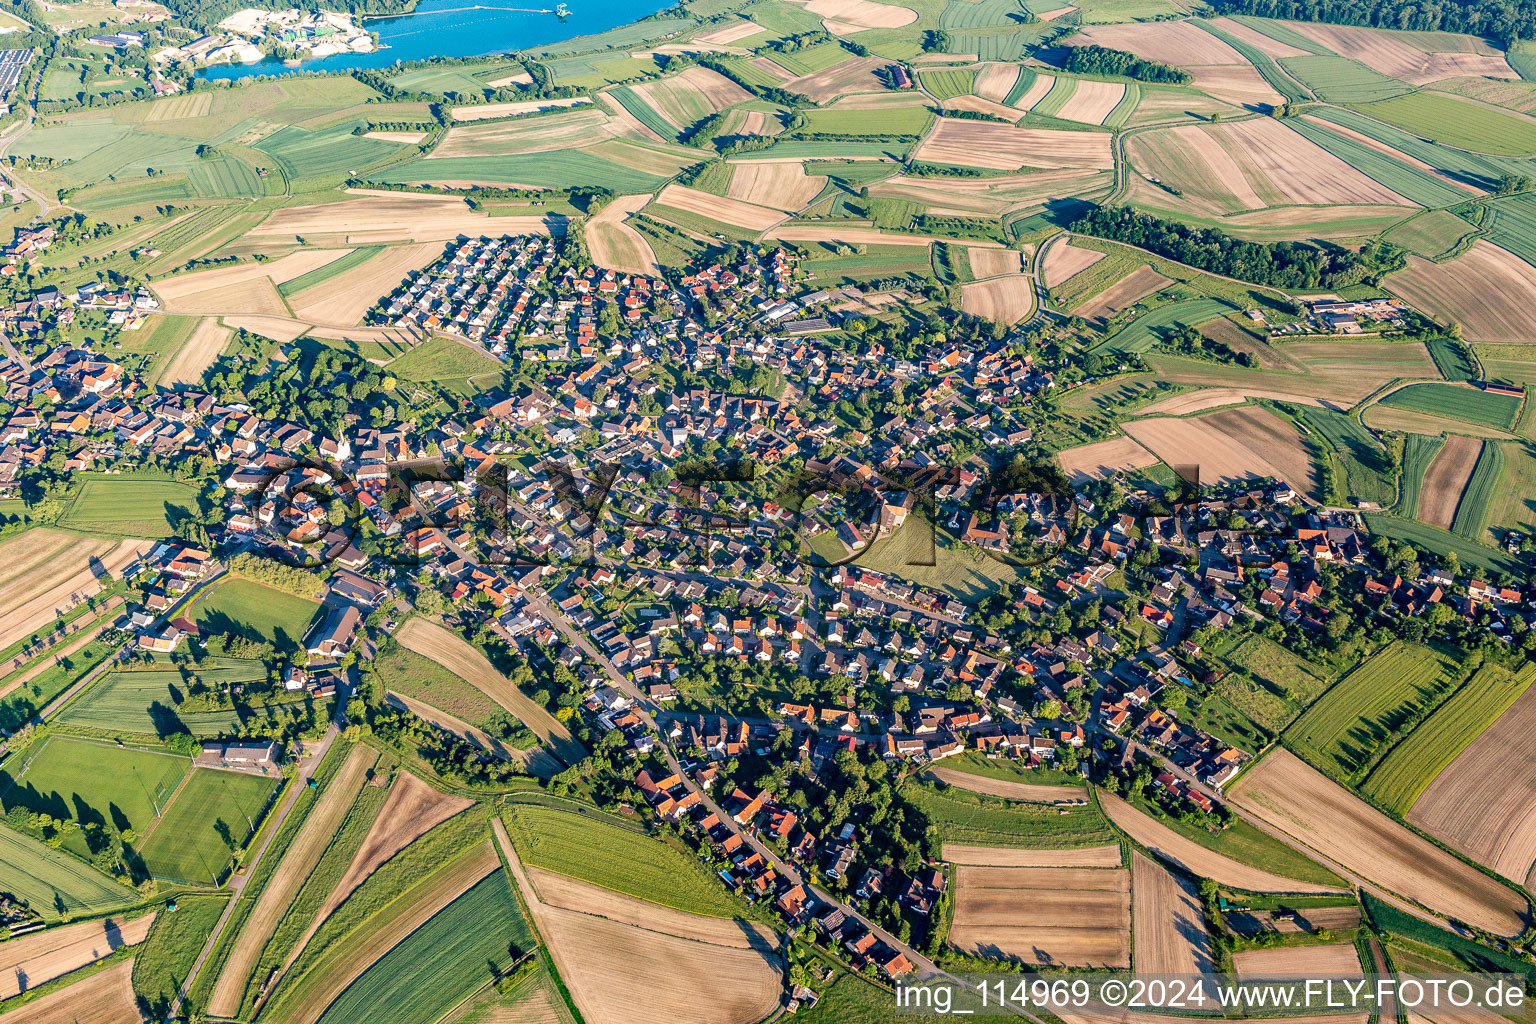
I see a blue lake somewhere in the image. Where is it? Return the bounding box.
[199,0,674,80]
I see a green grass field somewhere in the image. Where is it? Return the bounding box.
[1362,662,1536,814]
[60,474,201,538]
[138,767,278,884]
[1399,433,1446,519]
[1032,77,1079,118]
[1286,643,1462,783]
[904,780,1115,848]
[1450,439,1505,539]
[1483,440,1536,542]
[800,106,934,136]
[389,336,505,384]
[1212,635,1333,735]
[372,640,505,729]
[1424,337,1478,381]
[1385,211,1480,261]
[503,803,746,917]
[1354,92,1536,157]
[1379,383,1523,430]
[55,657,276,738]
[375,150,665,191]
[1291,404,1395,506]
[769,41,854,77]
[316,870,532,1024]
[255,122,408,187]
[0,737,188,858]
[188,156,265,199]
[1306,106,1529,193]
[1278,55,1412,103]
[276,246,384,298]
[1476,343,1536,387]
[609,85,681,141]
[190,578,322,647]
[0,823,136,920]
[132,892,230,1017]
[1098,299,1233,353]
[1481,192,1536,268]
[918,67,978,101]
[1364,512,1529,574]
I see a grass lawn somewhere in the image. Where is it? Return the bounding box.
[503,803,747,918]
[0,737,189,859]
[371,639,505,729]
[189,578,322,649]
[1285,642,1462,784]
[139,767,278,884]
[60,473,201,538]
[132,892,231,1018]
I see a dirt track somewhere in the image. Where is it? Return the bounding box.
[206,744,377,1017]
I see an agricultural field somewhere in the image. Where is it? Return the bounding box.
[314,871,532,1024]
[1386,245,1536,344]
[1285,642,1462,783]
[903,779,1115,848]
[948,864,1131,967]
[1132,852,1215,974]
[1450,440,1504,539]
[1211,634,1333,735]
[1480,192,1536,268]
[1353,92,1536,157]
[132,893,231,1017]
[1416,434,1482,529]
[190,578,322,647]
[0,822,137,921]
[1098,793,1343,891]
[1378,382,1523,431]
[1231,747,1529,937]
[1482,440,1536,541]
[52,656,292,738]
[1363,662,1534,815]
[1121,405,1321,498]
[0,912,154,1000]
[138,767,278,883]
[1408,668,1536,887]
[60,474,201,538]
[1278,54,1413,103]
[1385,211,1481,260]
[503,803,745,917]
[1289,404,1395,506]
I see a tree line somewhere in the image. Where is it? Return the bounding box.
[1211,0,1536,44]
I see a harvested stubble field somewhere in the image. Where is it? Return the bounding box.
[159,317,230,386]
[949,864,1131,967]
[250,193,560,246]
[1057,435,1160,484]
[1233,942,1362,979]
[494,819,781,1024]
[1387,242,1536,343]
[1122,406,1320,498]
[1133,852,1215,974]
[1409,672,1536,888]
[1057,79,1128,126]
[153,248,356,314]
[943,843,1124,868]
[629,66,751,130]
[783,55,890,102]
[974,62,1021,103]
[0,913,155,999]
[958,275,1034,324]
[727,161,826,212]
[449,97,590,121]
[206,744,378,1018]
[966,246,1022,278]
[286,242,444,326]
[915,120,1114,171]
[1070,18,1247,65]
[928,765,1087,804]
[0,535,149,652]
[396,619,586,766]
[653,184,785,231]
[4,957,142,1024]
[1073,265,1172,320]
[1284,20,1515,84]
[579,194,659,277]
[1099,793,1343,893]
[798,0,917,28]
[1417,434,1483,528]
[1231,748,1529,936]
[1043,241,1106,287]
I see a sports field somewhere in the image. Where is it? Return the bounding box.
[139,767,278,884]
